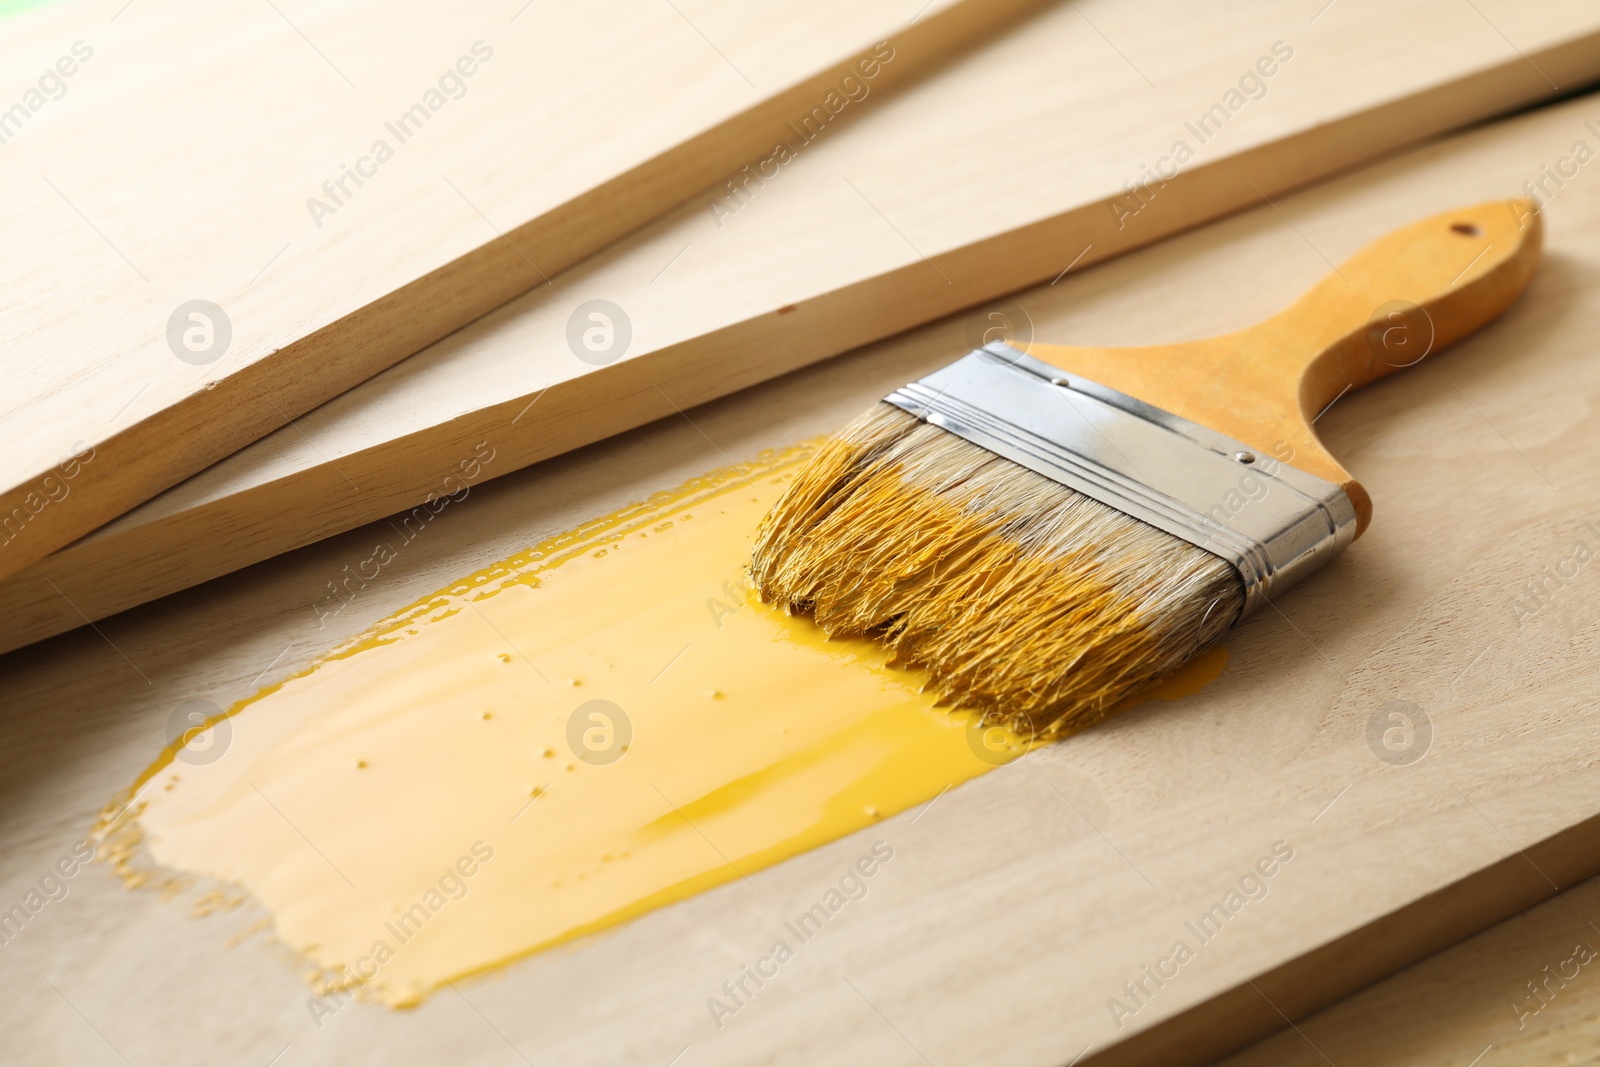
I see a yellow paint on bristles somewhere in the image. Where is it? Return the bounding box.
[96,445,1226,1009]
[751,406,1242,737]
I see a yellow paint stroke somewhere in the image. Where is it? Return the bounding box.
[100,445,1226,1008]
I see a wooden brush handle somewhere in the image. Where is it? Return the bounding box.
[1022,199,1542,536]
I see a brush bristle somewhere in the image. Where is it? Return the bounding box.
[750,403,1244,738]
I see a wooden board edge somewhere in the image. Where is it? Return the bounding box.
[1084,809,1600,1066]
[0,0,1034,586]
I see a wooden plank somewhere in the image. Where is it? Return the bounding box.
[0,0,1031,583]
[5,0,1597,653]
[1219,870,1600,1065]
[7,82,1600,1066]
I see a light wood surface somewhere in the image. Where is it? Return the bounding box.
[0,0,1025,583]
[7,85,1600,1065]
[1220,870,1600,1065]
[6,0,1599,652]
[1027,199,1543,534]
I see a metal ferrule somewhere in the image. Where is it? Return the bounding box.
[882,343,1358,617]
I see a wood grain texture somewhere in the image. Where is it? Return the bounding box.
[5,0,1599,653]
[0,0,1027,583]
[1025,199,1544,534]
[6,85,1600,1066]
[1219,869,1600,1066]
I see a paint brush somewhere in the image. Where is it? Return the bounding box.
[750,201,1542,737]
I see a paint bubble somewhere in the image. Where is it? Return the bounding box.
[567,699,632,766]
[965,709,1036,766]
[166,300,232,365]
[964,299,1033,361]
[1365,300,1435,370]
[1365,700,1432,766]
[165,699,231,766]
[565,299,631,366]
